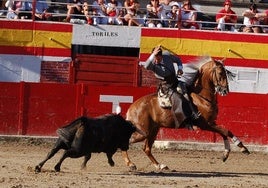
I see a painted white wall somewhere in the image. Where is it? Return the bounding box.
[0,55,41,82]
[228,66,268,94]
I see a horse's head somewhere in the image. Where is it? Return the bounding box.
[198,58,234,96]
[210,59,231,96]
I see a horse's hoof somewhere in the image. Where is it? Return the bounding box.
[222,151,230,162]
[155,164,169,170]
[242,148,250,155]
[161,165,169,170]
[35,165,41,173]
[222,155,228,162]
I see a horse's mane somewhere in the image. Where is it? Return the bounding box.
[186,56,213,70]
[187,56,236,80]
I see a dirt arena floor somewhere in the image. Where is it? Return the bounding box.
[0,138,267,188]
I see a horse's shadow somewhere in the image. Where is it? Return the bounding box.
[127,170,268,178]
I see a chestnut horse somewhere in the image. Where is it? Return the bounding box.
[122,56,250,170]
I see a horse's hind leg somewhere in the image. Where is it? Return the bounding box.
[121,150,137,171]
[121,131,147,171]
[35,139,66,173]
[143,127,169,170]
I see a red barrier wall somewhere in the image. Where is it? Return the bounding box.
[0,82,267,145]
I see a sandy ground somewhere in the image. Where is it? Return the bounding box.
[0,138,267,188]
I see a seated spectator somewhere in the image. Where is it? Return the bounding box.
[145,0,163,28]
[254,9,268,33]
[242,3,263,33]
[166,2,179,28]
[92,0,108,25]
[160,0,172,27]
[34,0,52,21]
[181,0,199,29]
[5,0,32,19]
[215,0,237,31]
[106,0,123,25]
[82,1,93,24]
[123,0,142,26]
[65,0,83,22]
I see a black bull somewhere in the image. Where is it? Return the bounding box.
[35,114,145,172]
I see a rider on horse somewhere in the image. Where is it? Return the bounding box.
[143,45,200,129]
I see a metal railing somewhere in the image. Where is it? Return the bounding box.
[0,0,267,33]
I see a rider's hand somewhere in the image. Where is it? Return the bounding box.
[153,45,161,56]
[177,69,183,75]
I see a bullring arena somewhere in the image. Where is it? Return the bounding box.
[1,1,268,187]
[0,137,267,188]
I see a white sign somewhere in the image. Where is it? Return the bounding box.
[72,25,141,48]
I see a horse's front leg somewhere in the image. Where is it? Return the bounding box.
[223,137,230,162]
[231,135,250,155]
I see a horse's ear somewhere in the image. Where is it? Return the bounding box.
[220,57,226,65]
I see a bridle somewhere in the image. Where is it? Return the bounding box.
[211,61,230,96]
[194,60,229,102]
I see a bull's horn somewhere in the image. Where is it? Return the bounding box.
[116,105,121,114]
[135,127,147,137]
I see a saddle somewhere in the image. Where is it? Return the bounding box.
[157,83,176,108]
[157,87,172,108]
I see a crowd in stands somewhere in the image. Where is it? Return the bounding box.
[0,0,268,33]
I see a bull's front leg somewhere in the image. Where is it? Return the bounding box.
[106,153,115,166]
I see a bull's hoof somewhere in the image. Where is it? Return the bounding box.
[129,164,137,171]
[35,165,41,173]
[108,161,115,167]
[54,165,61,172]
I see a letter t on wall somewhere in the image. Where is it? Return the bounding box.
[99,95,133,113]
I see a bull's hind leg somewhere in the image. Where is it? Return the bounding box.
[35,139,66,173]
[81,154,91,170]
[54,148,82,172]
[54,151,69,172]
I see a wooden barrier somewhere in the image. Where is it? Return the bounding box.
[0,82,267,145]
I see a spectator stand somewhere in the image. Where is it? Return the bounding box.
[0,0,268,32]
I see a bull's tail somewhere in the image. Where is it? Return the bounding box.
[56,116,87,147]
